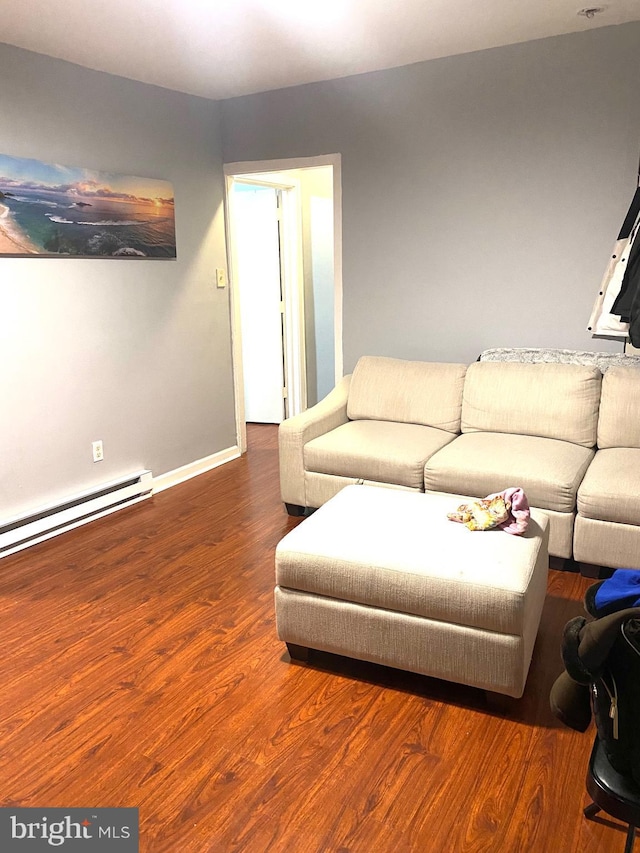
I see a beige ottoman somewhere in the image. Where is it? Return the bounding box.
[275,484,549,698]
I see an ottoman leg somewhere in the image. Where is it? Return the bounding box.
[284,503,306,517]
[286,643,310,662]
[485,690,512,713]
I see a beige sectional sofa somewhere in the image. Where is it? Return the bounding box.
[279,354,640,571]
[573,367,640,568]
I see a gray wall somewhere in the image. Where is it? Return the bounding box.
[221,23,640,371]
[0,44,234,519]
[300,166,335,406]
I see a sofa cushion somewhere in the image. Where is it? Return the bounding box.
[304,420,456,489]
[577,448,640,525]
[461,362,601,447]
[346,356,467,432]
[424,432,595,513]
[597,366,640,449]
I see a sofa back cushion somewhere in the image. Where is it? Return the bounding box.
[461,362,601,447]
[347,356,467,433]
[597,366,640,448]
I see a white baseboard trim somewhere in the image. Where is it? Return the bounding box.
[152,445,241,494]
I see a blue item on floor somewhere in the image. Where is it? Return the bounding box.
[594,569,640,616]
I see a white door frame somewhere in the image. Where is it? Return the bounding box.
[224,154,343,453]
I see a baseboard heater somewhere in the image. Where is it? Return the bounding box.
[0,470,153,559]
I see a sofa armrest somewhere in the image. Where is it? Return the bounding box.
[279,375,352,506]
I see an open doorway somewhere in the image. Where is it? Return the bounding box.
[224,155,343,453]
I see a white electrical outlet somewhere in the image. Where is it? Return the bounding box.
[92,440,104,462]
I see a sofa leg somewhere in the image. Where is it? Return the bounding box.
[549,556,576,572]
[485,690,512,714]
[284,503,306,517]
[577,562,614,579]
[286,643,310,662]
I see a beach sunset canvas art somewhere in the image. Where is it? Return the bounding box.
[0,154,176,258]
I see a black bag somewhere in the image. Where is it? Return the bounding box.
[590,617,640,785]
[550,606,640,786]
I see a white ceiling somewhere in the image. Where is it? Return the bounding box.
[1,0,639,100]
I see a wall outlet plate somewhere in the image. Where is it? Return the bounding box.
[92,440,104,462]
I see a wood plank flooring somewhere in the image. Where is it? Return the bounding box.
[0,425,629,852]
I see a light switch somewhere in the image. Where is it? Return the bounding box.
[216,268,226,288]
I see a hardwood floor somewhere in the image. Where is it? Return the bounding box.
[0,425,627,852]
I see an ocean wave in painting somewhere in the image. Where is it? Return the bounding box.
[79,219,163,226]
[44,214,166,227]
[44,213,163,227]
[45,214,74,224]
[13,195,59,207]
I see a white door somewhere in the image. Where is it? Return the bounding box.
[233,184,285,423]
